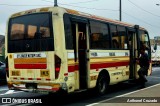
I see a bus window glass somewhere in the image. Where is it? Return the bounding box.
[63,14,73,49]
[139,31,149,49]
[110,25,119,49]
[40,27,50,37]
[28,25,37,38]
[117,26,127,49]
[128,31,134,49]
[90,21,110,49]
[11,24,24,40]
[8,13,54,53]
[9,13,52,40]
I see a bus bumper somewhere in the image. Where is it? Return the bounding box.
[7,81,68,94]
[152,60,160,66]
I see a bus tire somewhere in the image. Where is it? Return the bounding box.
[95,74,108,95]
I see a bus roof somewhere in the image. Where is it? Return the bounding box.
[64,8,145,30]
[10,6,146,30]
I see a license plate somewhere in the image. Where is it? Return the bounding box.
[40,70,50,77]
[12,70,20,76]
[26,83,37,89]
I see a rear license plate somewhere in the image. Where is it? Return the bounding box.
[40,70,50,77]
[26,83,37,89]
[12,70,20,76]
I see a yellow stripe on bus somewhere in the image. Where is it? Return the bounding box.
[68,56,129,65]
[14,58,47,63]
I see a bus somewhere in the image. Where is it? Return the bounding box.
[151,44,160,66]
[5,6,152,95]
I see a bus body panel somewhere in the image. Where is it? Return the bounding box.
[8,52,54,81]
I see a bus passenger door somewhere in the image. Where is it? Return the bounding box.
[78,23,90,89]
[128,29,138,80]
[72,21,90,89]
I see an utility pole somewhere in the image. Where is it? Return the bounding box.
[119,0,122,21]
[54,0,58,7]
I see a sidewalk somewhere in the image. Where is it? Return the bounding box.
[99,83,160,106]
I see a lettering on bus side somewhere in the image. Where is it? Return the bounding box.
[17,54,41,58]
[125,52,129,56]
[91,52,97,57]
[90,75,97,81]
[111,72,122,76]
[109,52,115,56]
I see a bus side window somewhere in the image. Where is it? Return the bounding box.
[117,26,127,49]
[110,25,119,49]
[112,39,119,48]
[128,31,133,49]
[64,14,73,50]
[90,33,100,49]
[90,21,110,49]
[78,32,86,49]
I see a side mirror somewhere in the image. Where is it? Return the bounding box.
[154,44,157,50]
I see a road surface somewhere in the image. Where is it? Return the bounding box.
[0,67,160,106]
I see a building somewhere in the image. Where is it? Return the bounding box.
[0,35,4,52]
[154,36,160,45]
[150,39,155,46]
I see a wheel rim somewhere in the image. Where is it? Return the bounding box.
[98,77,106,93]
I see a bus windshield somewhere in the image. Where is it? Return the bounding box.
[8,13,54,53]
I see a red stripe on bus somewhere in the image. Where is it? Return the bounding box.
[68,61,129,72]
[90,61,129,69]
[14,64,47,69]
[68,65,79,72]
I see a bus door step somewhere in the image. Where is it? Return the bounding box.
[75,89,87,93]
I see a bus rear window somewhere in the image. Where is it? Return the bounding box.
[8,13,54,53]
[9,13,52,40]
[11,24,25,40]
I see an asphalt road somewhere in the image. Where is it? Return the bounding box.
[0,67,160,106]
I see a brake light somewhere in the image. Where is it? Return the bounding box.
[6,57,9,77]
[55,55,61,79]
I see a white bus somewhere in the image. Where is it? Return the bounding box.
[151,45,160,66]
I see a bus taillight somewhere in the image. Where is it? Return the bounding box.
[6,57,9,77]
[55,55,61,79]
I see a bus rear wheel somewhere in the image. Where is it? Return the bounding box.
[96,75,108,95]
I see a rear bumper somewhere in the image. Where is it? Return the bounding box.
[152,60,160,65]
[7,81,67,94]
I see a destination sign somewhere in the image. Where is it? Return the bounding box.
[14,53,46,58]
